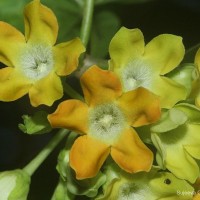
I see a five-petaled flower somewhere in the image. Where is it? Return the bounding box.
[191,48,200,108]
[0,0,85,106]
[48,65,161,179]
[109,27,187,108]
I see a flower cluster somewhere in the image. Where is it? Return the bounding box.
[1,0,200,199]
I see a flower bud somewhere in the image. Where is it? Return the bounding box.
[0,169,30,200]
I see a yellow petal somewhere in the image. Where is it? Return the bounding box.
[53,38,85,76]
[29,72,62,106]
[24,0,58,45]
[144,34,185,75]
[111,128,153,173]
[193,194,200,200]
[109,27,144,70]
[48,100,89,134]
[117,87,161,127]
[150,76,187,108]
[81,65,122,106]
[69,135,110,179]
[0,67,31,101]
[0,22,25,67]
[195,48,200,71]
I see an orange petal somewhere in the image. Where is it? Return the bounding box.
[69,135,110,179]
[24,0,58,45]
[0,67,31,101]
[111,128,153,173]
[53,38,85,76]
[0,22,25,67]
[29,72,63,107]
[117,87,161,127]
[48,99,89,134]
[80,65,122,106]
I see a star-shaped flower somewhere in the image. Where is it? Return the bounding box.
[48,65,161,179]
[96,164,194,200]
[0,0,85,106]
[191,48,200,108]
[109,27,187,108]
[151,103,200,183]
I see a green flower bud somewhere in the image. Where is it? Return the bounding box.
[18,111,52,135]
[0,169,30,200]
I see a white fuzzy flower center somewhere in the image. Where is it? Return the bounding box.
[118,183,145,200]
[20,44,54,81]
[121,59,152,91]
[88,103,125,142]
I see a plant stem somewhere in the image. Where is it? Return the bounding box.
[62,81,84,101]
[23,129,70,176]
[80,0,94,47]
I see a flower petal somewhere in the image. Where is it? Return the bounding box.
[117,87,161,127]
[111,128,153,173]
[48,99,89,134]
[151,123,200,183]
[53,38,85,76]
[144,34,185,75]
[109,27,144,71]
[69,135,110,179]
[0,22,26,66]
[150,76,187,108]
[81,66,122,106]
[29,72,62,106]
[195,48,200,71]
[0,67,31,101]
[24,0,58,45]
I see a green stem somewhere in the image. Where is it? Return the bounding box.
[80,0,94,47]
[23,129,70,176]
[62,81,84,101]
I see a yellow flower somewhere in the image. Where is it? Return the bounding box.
[193,194,200,200]
[48,65,161,179]
[191,48,200,108]
[109,27,187,108]
[0,0,85,106]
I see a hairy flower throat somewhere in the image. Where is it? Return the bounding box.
[20,44,54,81]
[88,103,126,142]
[121,59,152,91]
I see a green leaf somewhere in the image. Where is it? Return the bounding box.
[18,111,52,135]
[0,0,83,43]
[42,0,83,42]
[0,0,29,32]
[90,10,121,58]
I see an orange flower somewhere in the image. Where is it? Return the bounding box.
[48,66,161,179]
